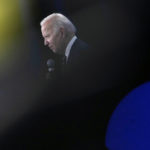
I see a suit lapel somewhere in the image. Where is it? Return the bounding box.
[67,39,80,65]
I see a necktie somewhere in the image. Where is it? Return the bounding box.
[61,55,67,76]
[62,55,67,65]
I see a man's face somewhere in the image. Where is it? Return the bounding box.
[41,21,64,54]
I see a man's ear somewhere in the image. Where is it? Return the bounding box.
[60,27,65,38]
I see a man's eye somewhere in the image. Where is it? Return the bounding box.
[46,34,50,38]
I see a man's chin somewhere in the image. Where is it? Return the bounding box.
[51,49,57,54]
[48,47,55,53]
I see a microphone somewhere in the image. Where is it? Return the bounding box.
[47,58,55,72]
[46,58,55,80]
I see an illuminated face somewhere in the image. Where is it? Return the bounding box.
[41,21,65,54]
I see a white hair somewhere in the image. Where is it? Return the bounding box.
[40,13,76,34]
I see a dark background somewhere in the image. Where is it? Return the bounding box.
[0,0,149,149]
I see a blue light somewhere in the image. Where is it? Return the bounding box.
[106,82,150,150]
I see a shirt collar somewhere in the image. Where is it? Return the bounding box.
[65,35,77,61]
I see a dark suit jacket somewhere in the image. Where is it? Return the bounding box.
[61,38,95,100]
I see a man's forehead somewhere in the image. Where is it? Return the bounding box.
[42,20,53,31]
[41,25,47,32]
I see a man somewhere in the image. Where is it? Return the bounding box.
[39,13,106,149]
[40,13,96,100]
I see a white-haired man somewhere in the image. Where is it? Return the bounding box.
[40,13,95,98]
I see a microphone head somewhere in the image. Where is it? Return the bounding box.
[47,59,55,67]
[47,59,55,72]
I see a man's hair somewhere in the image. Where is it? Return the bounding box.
[40,13,76,34]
